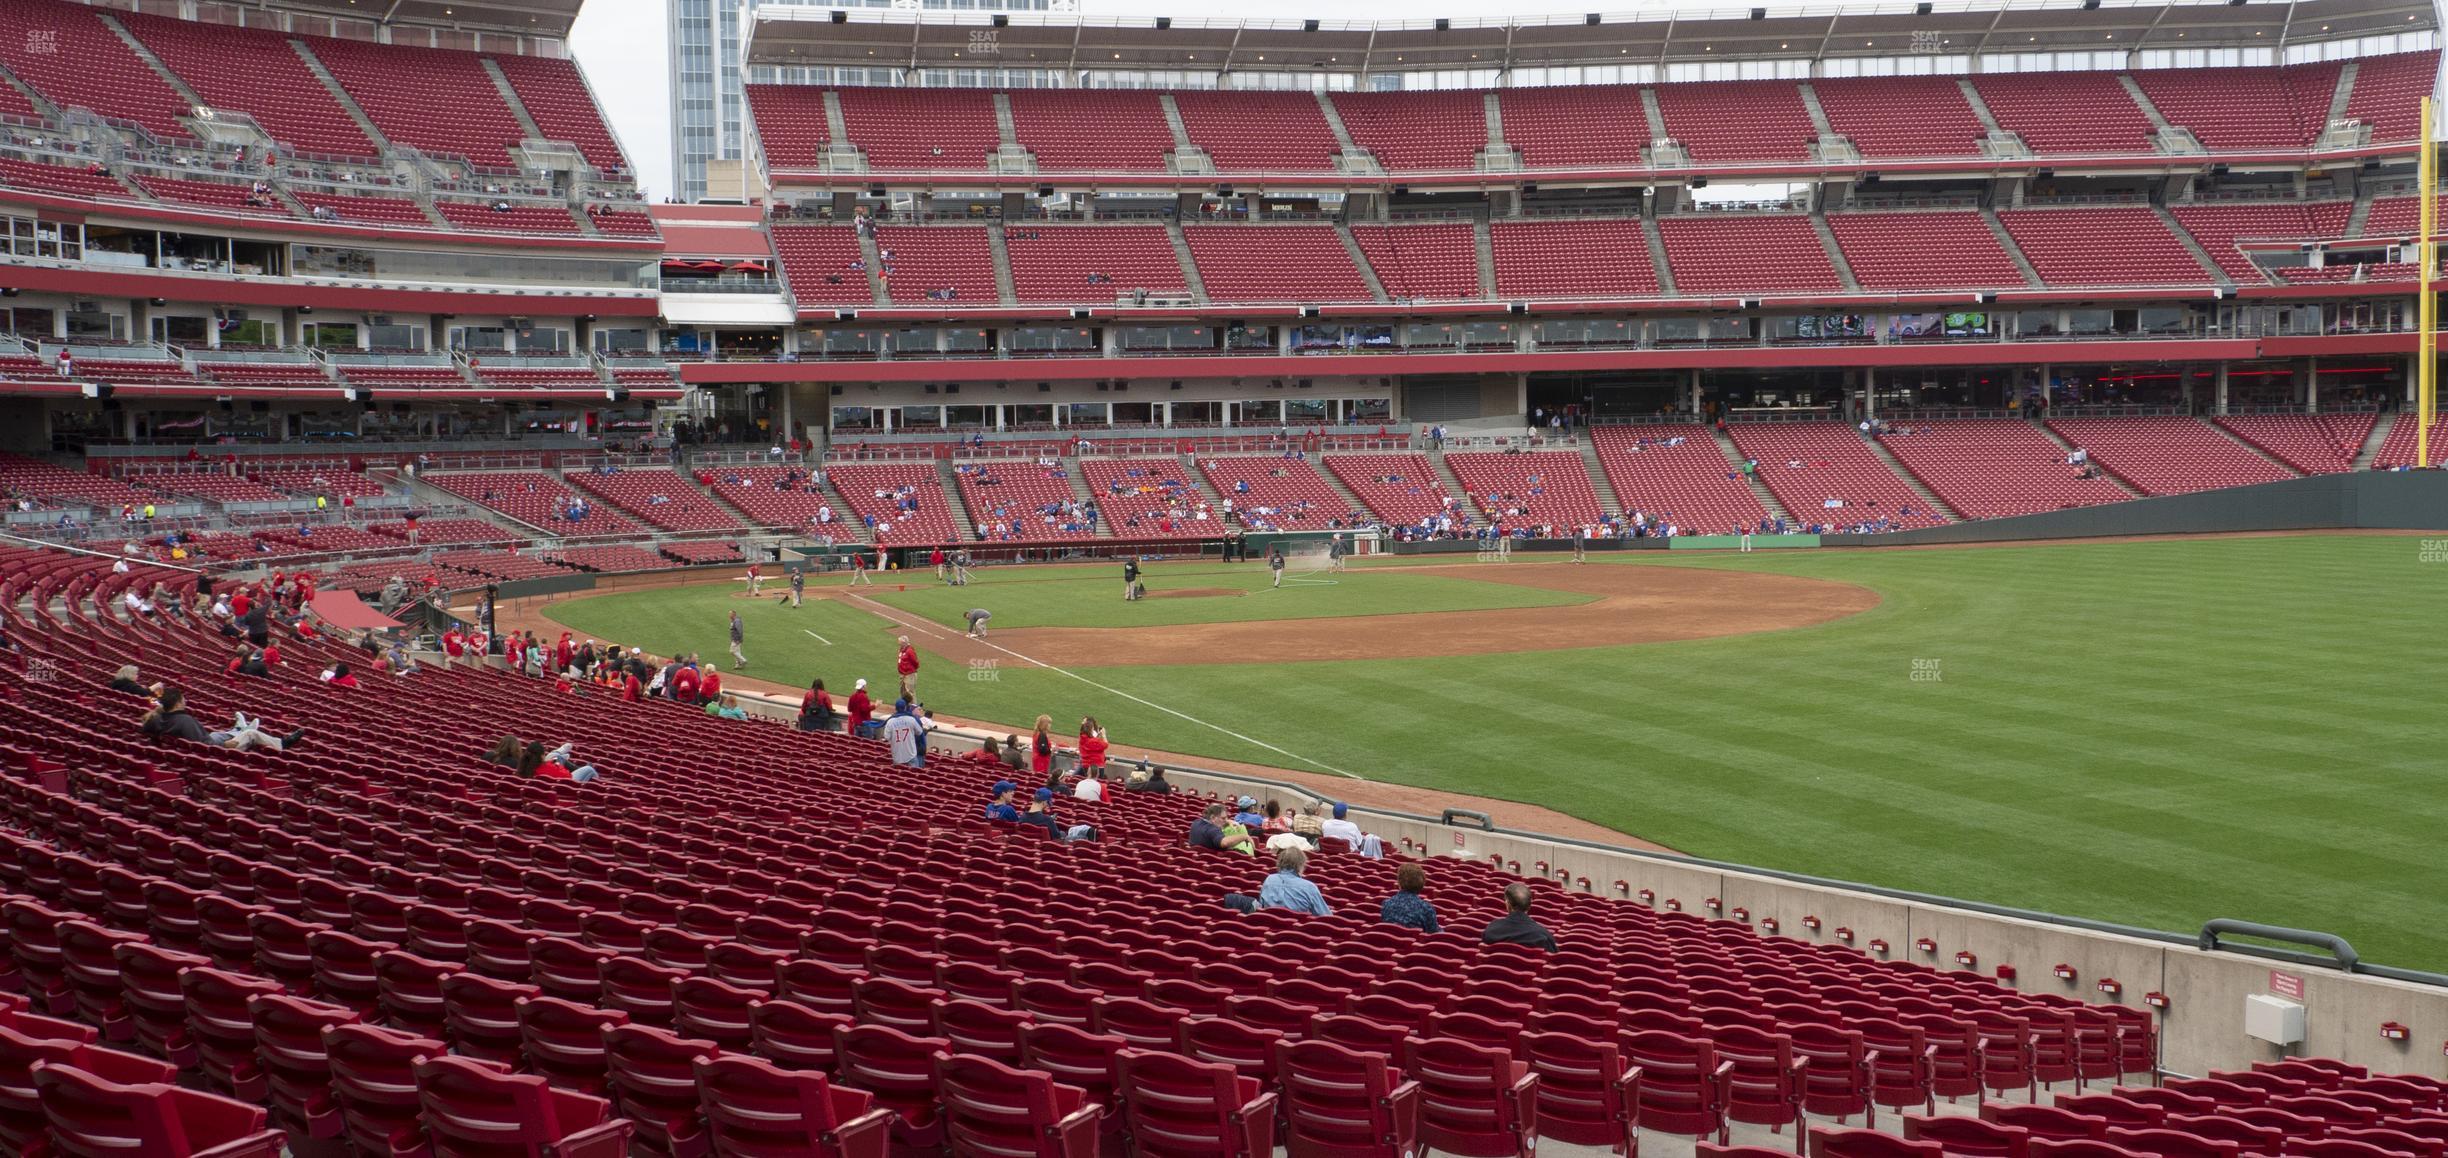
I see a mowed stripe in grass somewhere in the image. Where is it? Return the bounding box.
[550,535,2447,967]
[863,561,1592,630]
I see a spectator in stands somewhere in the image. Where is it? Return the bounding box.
[986,780,1021,822]
[845,678,872,737]
[797,678,835,732]
[1076,718,1107,780]
[707,694,749,721]
[1018,787,1078,840]
[1379,864,1441,933]
[226,646,270,679]
[107,665,150,697]
[1289,801,1327,844]
[1261,800,1293,836]
[1231,795,1266,829]
[1480,883,1559,952]
[320,662,359,689]
[883,698,927,768]
[1188,802,1242,852]
[483,736,524,768]
[1127,760,1173,793]
[141,687,302,752]
[1258,847,1332,915]
[1029,714,1057,781]
[519,740,597,783]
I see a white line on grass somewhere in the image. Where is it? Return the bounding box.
[802,630,833,645]
[845,593,1361,780]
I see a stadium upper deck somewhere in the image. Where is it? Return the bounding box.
[744,0,2440,191]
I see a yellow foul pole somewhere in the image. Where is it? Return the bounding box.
[2421,96,2437,468]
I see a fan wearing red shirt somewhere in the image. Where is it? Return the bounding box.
[554,632,574,672]
[506,634,526,670]
[671,663,700,704]
[259,641,282,668]
[229,590,250,620]
[697,669,722,705]
[897,637,920,700]
[844,679,872,737]
[441,629,465,662]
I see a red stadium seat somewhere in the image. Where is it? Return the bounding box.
[30,1060,283,1158]
[693,1053,894,1158]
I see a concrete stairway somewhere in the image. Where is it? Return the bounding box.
[1427,448,1484,526]
[1641,216,1678,296]
[857,232,889,304]
[1310,455,1375,522]
[290,40,396,154]
[1166,222,1208,303]
[1710,427,1792,522]
[1472,218,1498,300]
[1983,207,2047,287]
[2032,420,2146,497]
[1335,223,1391,303]
[2356,411,2395,470]
[1577,439,1624,517]
[1855,428,1962,519]
[480,58,549,142]
[2202,417,2305,476]
[984,227,1018,305]
[1060,457,1116,537]
[934,459,978,540]
[1811,214,1862,292]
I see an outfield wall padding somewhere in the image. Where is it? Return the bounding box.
[1847,471,2448,547]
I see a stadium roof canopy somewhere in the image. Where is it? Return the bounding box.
[745,0,2435,74]
[261,0,588,39]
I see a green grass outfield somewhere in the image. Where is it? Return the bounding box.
[548,534,2448,968]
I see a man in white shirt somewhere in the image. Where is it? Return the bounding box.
[1319,802,1386,858]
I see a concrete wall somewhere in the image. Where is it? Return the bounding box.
[1852,471,2448,547]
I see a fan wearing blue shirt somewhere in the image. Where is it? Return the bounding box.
[984,780,1020,822]
[1258,847,1332,916]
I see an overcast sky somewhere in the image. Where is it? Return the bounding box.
[567,0,1661,202]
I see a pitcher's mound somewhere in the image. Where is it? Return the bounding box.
[1146,587,1242,600]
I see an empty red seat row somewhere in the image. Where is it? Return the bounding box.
[116,9,377,159]
[1003,225,1186,305]
[1828,211,2028,292]
[1330,90,1487,172]
[2213,414,2378,475]
[1723,424,1949,528]
[1009,89,1175,172]
[1659,216,1844,296]
[1444,450,1608,533]
[1351,223,1480,301]
[1874,420,2129,520]
[1591,425,1767,534]
[2046,417,2296,496]
[1812,76,1990,160]
[1998,208,2212,288]
[1183,226,1375,304]
[1491,219,1660,300]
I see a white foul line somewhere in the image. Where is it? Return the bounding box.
[801,629,833,645]
[845,592,1361,780]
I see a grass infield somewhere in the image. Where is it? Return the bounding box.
[547,534,2447,968]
